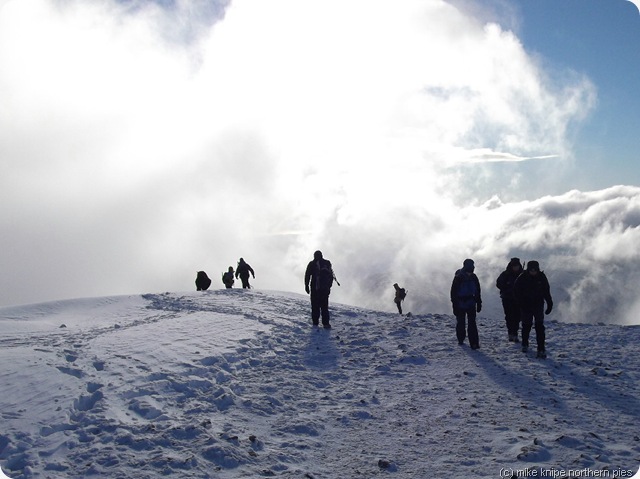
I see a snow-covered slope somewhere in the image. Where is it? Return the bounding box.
[1,290,639,478]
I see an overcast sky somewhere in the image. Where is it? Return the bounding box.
[1,0,639,324]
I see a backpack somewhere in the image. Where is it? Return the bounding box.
[397,288,407,301]
[455,273,478,310]
[222,271,234,286]
[316,260,334,291]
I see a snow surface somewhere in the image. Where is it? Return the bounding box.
[1,289,639,478]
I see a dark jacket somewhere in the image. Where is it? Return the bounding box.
[235,260,255,279]
[222,269,235,287]
[393,283,407,304]
[514,270,553,310]
[305,258,334,295]
[496,264,523,300]
[450,270,482,312]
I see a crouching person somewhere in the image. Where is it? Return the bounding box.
[195,271,212,291]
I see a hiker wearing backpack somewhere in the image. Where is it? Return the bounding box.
[514,260,553,358]
[450,259,482,349]
[393,283,407,315]
[235,258,255,289]
[222,267,235,289]
[304,250,335,329]
[496,257,524,342]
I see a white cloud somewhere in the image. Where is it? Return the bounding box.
[626,0,640,14]
[3,0,633,325]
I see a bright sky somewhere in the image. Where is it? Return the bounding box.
[504,0,640,190]
[1,0,639,324]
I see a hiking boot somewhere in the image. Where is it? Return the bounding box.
[470,344,480,350]
[322,323,331,329]
[521,345,528,353]
[537,350,547,359]
[508,334,516,342]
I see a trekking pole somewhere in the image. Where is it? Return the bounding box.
[333,274,341,287]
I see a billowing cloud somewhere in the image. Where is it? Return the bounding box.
[328,185,640,325]
[3,0,634,326]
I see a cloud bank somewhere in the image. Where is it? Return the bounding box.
[329,185,640,326]
[3,0,638,325]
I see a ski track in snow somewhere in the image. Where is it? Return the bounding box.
[0,289,639,478]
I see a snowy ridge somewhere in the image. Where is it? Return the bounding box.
[1,290,639,478]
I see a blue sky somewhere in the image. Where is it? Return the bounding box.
[1,0,640,324]
[507,0,640,191]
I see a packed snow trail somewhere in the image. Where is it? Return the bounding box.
[1,290,639,478]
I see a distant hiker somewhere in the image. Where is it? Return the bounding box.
[222,267,235,289]
[450,259,482,349]
[304,250,335,329]
[514,260,553,358]
[393,283,407,315]
[496,257,524,342]
[195,271,212,291]
[235,258,255,289]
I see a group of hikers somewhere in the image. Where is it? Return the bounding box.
[195,252,553,358]
[450,257,553,359]
[195,258,256,291]
[195,251,339,329]
[392,257,552,357]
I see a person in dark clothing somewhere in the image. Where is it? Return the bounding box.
[304,250,335,329]
[514,260,553,358]
[496,257,524,342]
[450,259,482,349]
[195,271,212,291]
[393,283,407,315]
[235,258,255,289]
[222,267,235,289]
